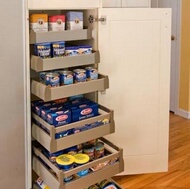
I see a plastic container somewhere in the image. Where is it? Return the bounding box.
[56,154,75,170]
[74,153,90,177]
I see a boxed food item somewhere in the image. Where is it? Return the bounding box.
[46,108,71,126]
[51,41,65,57]
[30,14,48,32]
[48,15,65,31]
[70,102,99,122]
[34,43,51,59]
[66,11,83,30]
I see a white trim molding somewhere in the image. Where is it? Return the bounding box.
[175,109,190,119]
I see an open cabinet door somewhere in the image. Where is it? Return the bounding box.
[98,8,171,175]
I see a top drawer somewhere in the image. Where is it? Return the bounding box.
[28,0,100,10]
[30,29,92,44]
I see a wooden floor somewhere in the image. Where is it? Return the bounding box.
[114,113,190,189]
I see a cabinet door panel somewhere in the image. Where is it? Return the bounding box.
[122,0,150,7]
[98,8,171,174]
[102,0,122,7]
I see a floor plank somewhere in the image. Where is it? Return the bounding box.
[114,113,190,189]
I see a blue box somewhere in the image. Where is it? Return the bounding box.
[66,11,83,30]
[46,108,71,127]
[70,102,98,122]
[51,41,65,57]
[34,42,51,59]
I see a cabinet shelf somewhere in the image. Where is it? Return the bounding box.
[31,51,100,72]
[30,28,92,44]
[28,0,100,10]
[33,137,124,189]
[32,105,115,153]
[31,74,109,101]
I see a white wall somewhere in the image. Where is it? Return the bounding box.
[0,1,26,188]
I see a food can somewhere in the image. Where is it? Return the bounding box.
[83,144,95,161]
[88,184,99,189]
[59,70,73,85]
[73,69,86,82]
[98,180,117,189]
[95,142,105,159]
[39,72,46,83]
[45,150,63,163]
[74,154,90,177]
[43,72,60,87]
[64,145,78,155]
[51,41,65,57]
[85,67,98,80]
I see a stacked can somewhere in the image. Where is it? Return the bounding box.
[40,72,60,87]
[73,69,87,83]
[59,70,73,85]
[85,67,98,80]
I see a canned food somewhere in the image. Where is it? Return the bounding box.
[88,184,99,189]
[95,142,104,159]
[73,69,86,82]
[98,180,117,189]
[83,144,95,161]
[86,67,98,80]
[74,154,90,177]
[43,72,60,87]
[39,72,46,83]
[59,70,73,85]
[64,145,78,155]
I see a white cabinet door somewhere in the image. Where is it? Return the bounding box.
[98,8,171,174]
[122,0,150,7]
[102,0,122,7]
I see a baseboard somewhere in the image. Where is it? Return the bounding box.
[175,109,190,119]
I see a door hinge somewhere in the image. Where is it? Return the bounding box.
[89,15,106,25]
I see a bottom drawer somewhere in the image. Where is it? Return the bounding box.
[33,178,123,189]
[33,138,124,189]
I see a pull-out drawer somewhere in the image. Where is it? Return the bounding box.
[33,179,123,189]
[31,74,109,101]
[30,28,92,44]
[33,137,124,189]
[32,105,114,153]
[31,51,100,72]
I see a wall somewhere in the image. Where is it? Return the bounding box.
[0,1,26,188]
[179,0,190,111]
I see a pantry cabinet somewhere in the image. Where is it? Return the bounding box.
[102,0,151,7]
[0,0,171,188]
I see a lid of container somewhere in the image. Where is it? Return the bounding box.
[74,153,90,164]
[56,154,75,165]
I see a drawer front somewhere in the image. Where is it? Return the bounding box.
[32,137,124,189]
